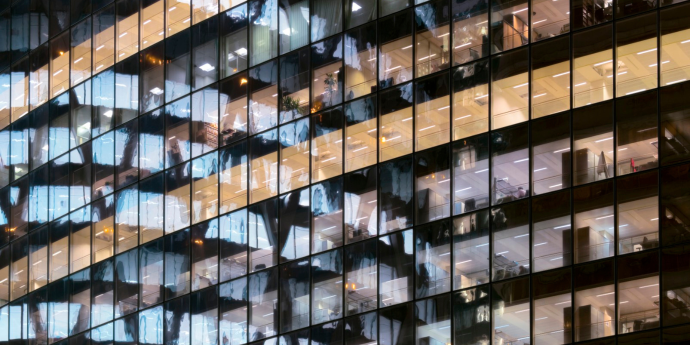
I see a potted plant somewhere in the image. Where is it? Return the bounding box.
[281,95,304,122]
[324,73,337,106]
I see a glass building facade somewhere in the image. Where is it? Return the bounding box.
[1,0,690,344]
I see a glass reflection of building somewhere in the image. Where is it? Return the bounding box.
[1,0,690,344]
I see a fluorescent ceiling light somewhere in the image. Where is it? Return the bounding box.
[352,2,361,11]
[199,63,215,72]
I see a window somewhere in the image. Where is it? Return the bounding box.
[573,24,614,108]
[532,190,571,272]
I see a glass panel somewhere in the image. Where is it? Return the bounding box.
[248,198,278,271]
[378,10,413,89]
[311,177,343,253]
[572,101,614,186]
[71,125,91,184]
[453,133,490,215]
[140,238,164,308]
[279,188,310,262]
[49,217,70,282]
[379,229,413,306]
[311,36,344,112]
[31,44,49,108]
[93,6,116,74]
[70,206,92,273]
[416,73,450,151]
[573,260,615,341]
[279,118,310,193]
[311,108,343,183]
[491,0,529,53]
[219,208,248,281]
[116,0,139,62]
[93,195,115,263]
[249,0,278,67]
[278,50,309,126]
[165,30,191,103]
[531,0,569,42]
[616,13,658,97]
[70,267,91,335]
[344,239,377,315]
[28,227,48,291]
[192,17,219,91]
[191,151,219,225]
[661,4,690,86]
[453,286,490,344]
[531,36,570,118]
[164,228,191,299]
[532,190,571,272]
[415,220,451,298]
[615,91,659,175]
[164,295,190,343]
[533,268,572,344]
[492,277,530,345]
[279,258,310,332]
[167,0,192,37]
[193,0,219,23]
[573,24,614,108]
[311,249,343,324]
[191,219,220,290]
[344,22,377,100]
[165,162,191,233]
[311,0,341,41]
[415,145,450,223]
[219,277,248,344]
[141,0,165,49]
[531,112,570,194]
[491,122,529,204]
[379,302,414,344]
[165,96,191,169]
[379,83,413,162]
[414,0,451,78]
[617,171,659,254]
[491,47,529,129]
[452,59,489,140]
[572,0,612,30]
[453,209,490,289]
[574,180,615,263]
[452,0,489,65]
[617,252,659,334]
[219,73,249,146]
[249,129,278,203]
[379,155,413,234]
[248,60,279,135]
[139,173,165,243]
[11,59,30,120]
[248,267,278,340]
[279,0,310,54]
[345,0,375,29]
[415,294,451,345]
[140,43,165,112]
[219,141,248,214]
[91,259,114,326]
[220,5,248,78]
[492,200,530,280]
[344,167,377,243]
[191,288,218,345]
[660,163,690,247]
[115,249,138,317]
[662,244,690,327]
[344,95,377,172]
